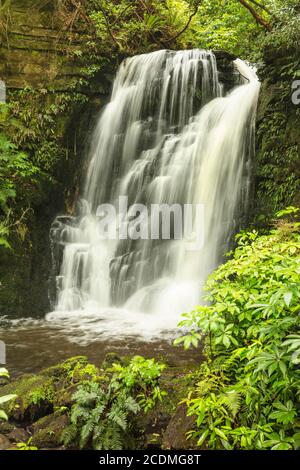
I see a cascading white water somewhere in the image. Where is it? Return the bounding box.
[48,50,260,340]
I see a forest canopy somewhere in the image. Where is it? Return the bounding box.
[0,0,299,248]
[46,0,300,58]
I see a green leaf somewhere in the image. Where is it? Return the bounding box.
[214,428,228,441]
[283,292,293,307]
[0,394,17,405]
[197,429,209,446]
[271,442,292,450]
[0,368,9,379]
[0,410,8,421]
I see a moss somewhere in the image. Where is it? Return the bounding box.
[0,357,94,421]
[53,383,78,410]
[0,374,54,422]
[102,352,124,369]
[67,362,102,383]
[41,356,89,379]
[39,357,106,409]
[0,1,115,318]
[0,355,201,449]
[255,48,300,218]
[0,421,15,434]
[30,412,69,448]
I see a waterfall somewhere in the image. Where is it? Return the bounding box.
[48,50,260,339]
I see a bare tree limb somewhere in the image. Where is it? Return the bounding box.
[239,0,272,31]
[247,0,272,16]
[96,3,118,45]
[164,5,199,44]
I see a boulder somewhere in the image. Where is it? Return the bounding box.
[30,413,69,448]
[162,403,197,450]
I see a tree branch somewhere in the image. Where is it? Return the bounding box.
[97,3,118,45]
[247,0,272,16]
[164,5,199,44]
[239,0,272,31]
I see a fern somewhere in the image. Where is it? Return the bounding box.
[221,390,242,418]
[61,424,78,446]
[124,396,140,414]
[70,404,91,425]
[79,418,95,449]
[108,404,127,431]
[62,357,165,449]
[100,425,123,451]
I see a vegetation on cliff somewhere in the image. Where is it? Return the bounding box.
[175,209,300,449]
[0,0,299,453]
[0,355,184,450]
[0,0,299,250]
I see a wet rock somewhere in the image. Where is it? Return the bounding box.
[30,413,69,448]
[7,427,30,443]
[0,374,54,422]
[138,408,172,449]
[162,403,197,450]
[0,433,12,450]
[0,421,15,435]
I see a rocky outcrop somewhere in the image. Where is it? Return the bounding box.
[254,46,300,218]
[0,1,115,317]
[0,355,197,450]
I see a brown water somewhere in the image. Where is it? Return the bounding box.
[0,320,201,377]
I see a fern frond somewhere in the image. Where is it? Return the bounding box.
[61,424,78,446]
[70,404,91,425]
[108,404,127,431]
[221,389,242,417]
[102,425,123,450]
[124,396,140,414]
[80,418,95,449]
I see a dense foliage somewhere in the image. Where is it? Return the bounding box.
[62,356,166,450]
[175,209,300,449]
[0,0,299,250]
[0,105,43,248]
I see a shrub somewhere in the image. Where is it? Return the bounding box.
[175,211,300,449]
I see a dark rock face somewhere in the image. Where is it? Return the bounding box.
[162,403,197,450]
[254,47,300,218]
[30,413,69,448]
[6,427,30,444]
[0,2,115,318]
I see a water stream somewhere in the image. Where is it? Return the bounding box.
[47,50,260,341]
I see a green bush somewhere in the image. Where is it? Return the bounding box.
[175,211,300,450]
[0,130,41,248]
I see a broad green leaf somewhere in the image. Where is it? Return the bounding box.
[0,394,17,405]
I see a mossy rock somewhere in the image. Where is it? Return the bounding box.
[7,427,30,444]
[0,433,11,450]
[102,352,124,369]
[30,412,69,448]
[40,356,89,380]
[0,356,105,423]
[53,383,78,409]
[134,366,196,449]
[0,374,54,422]
[0,421,15,435]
